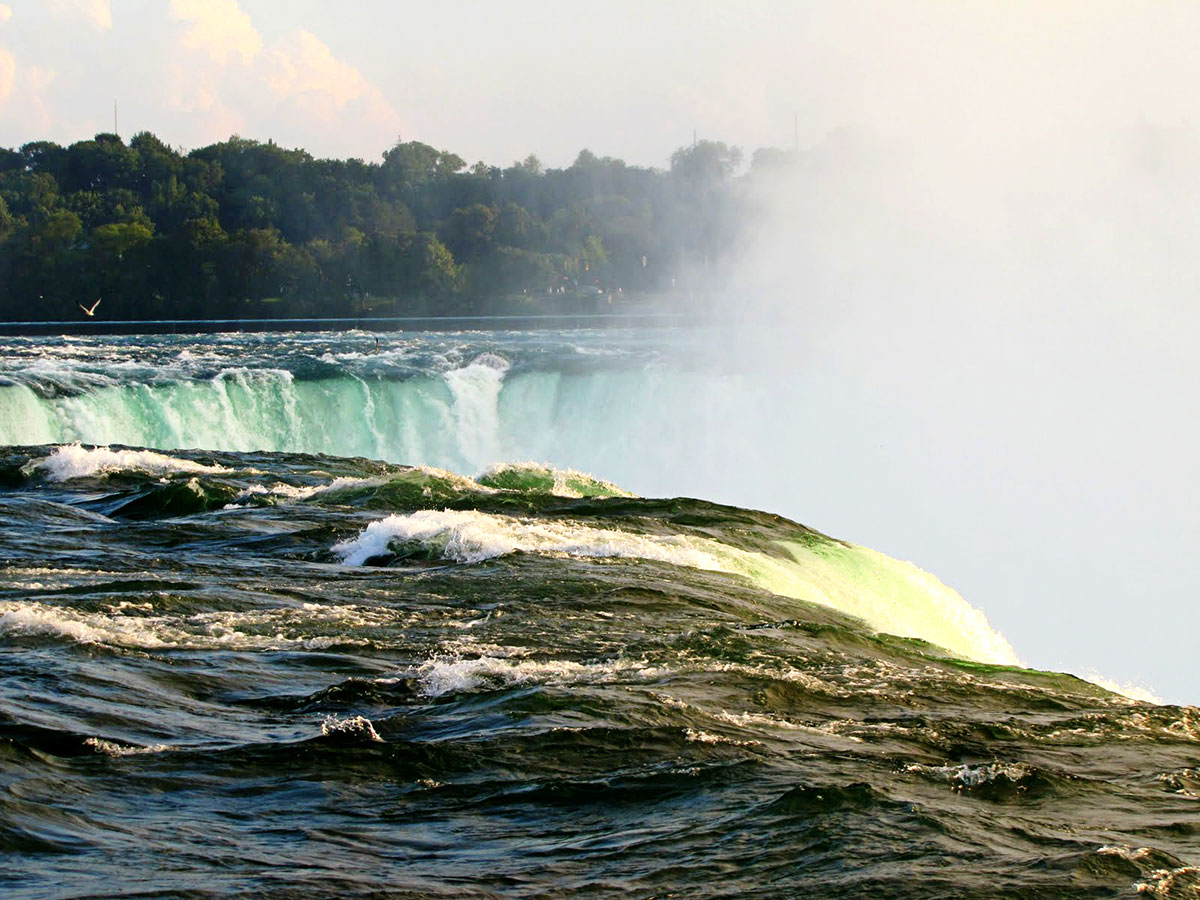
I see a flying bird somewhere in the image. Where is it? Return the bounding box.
[78,298,102,317]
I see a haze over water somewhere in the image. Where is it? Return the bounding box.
[698,118,1200,705]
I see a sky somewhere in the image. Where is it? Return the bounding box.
[2,1,1199,702]
[4,1,1200,167]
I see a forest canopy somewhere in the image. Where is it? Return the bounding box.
[0,132,791,321]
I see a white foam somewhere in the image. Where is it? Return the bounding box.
[0,603,158,646]
[1156,769,1200,800]
[0,600,389,651]
[1097,847,1200,898]
[1135,867,1200,898]
[331,509,726,568]
[320,714,383,742]
[24,444,230,481]
[410,465,499,493]
[85,737,171,757]
[685,728,760,747]
[413,653,663,698]
[232,476,384,503]
[443,354,510,467]
[1079,670,1163,704]
[904,761,1034,790]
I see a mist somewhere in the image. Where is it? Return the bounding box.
[661,4,1200,704]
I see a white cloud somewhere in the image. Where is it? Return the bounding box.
[47,0,111,31]
[6,0,402,157]
[159,7,403,155]
[260,30,370,108]
[0,49,13,108]
[0,5,12,25]
[170,0,261,66]
[10,64,56,133]
[257,29,401,134]
[163,0,260,138]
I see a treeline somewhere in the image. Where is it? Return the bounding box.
[0,131,785,321]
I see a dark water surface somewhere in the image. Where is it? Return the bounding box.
[1,445,1197,899]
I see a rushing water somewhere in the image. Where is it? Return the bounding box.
[1,331,1198,898]
[0,331,753,487]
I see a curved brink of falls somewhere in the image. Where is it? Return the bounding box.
[7,374,1019,666]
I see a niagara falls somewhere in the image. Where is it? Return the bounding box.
[2,2,1199,898]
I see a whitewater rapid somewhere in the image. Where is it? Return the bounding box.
[0,335,749,486]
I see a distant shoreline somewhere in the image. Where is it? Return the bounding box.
[0,311,707,337]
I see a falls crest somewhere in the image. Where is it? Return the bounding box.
[0,363,745,487]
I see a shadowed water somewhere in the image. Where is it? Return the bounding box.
[1,444,1197,899]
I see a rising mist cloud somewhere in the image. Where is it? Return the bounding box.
[699,4,1200,702]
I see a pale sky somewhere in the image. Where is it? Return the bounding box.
[3,1,1199,703]
[2,0,1193,168]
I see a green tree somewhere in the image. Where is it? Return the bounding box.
[0,195,14,238]
[669,140,743,185]
[0,126,750,320]
[439,203,496,261]
[29,209,82,256]
[495,201,545,249]
[64,134,140,193]
[403,233,459,309]
[381,141,465,181]
[19,141,68,180]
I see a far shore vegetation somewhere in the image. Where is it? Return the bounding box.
[0,132,797,322]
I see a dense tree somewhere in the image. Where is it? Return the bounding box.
[669,140,743,186]
[0,130,781,321]
[439,203,496,261]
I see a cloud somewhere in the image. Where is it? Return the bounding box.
[0,49,13,108]
[256,30,401,130]
[259,30,371,108]
[46,0,111,30]
[0,3,10,107]
[5,64,56,133]
[6,0,402,158]
[164,0,261,140]
[159,2,403,156]
[170,0,261,66]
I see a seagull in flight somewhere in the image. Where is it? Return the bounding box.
[77,298,102,317]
